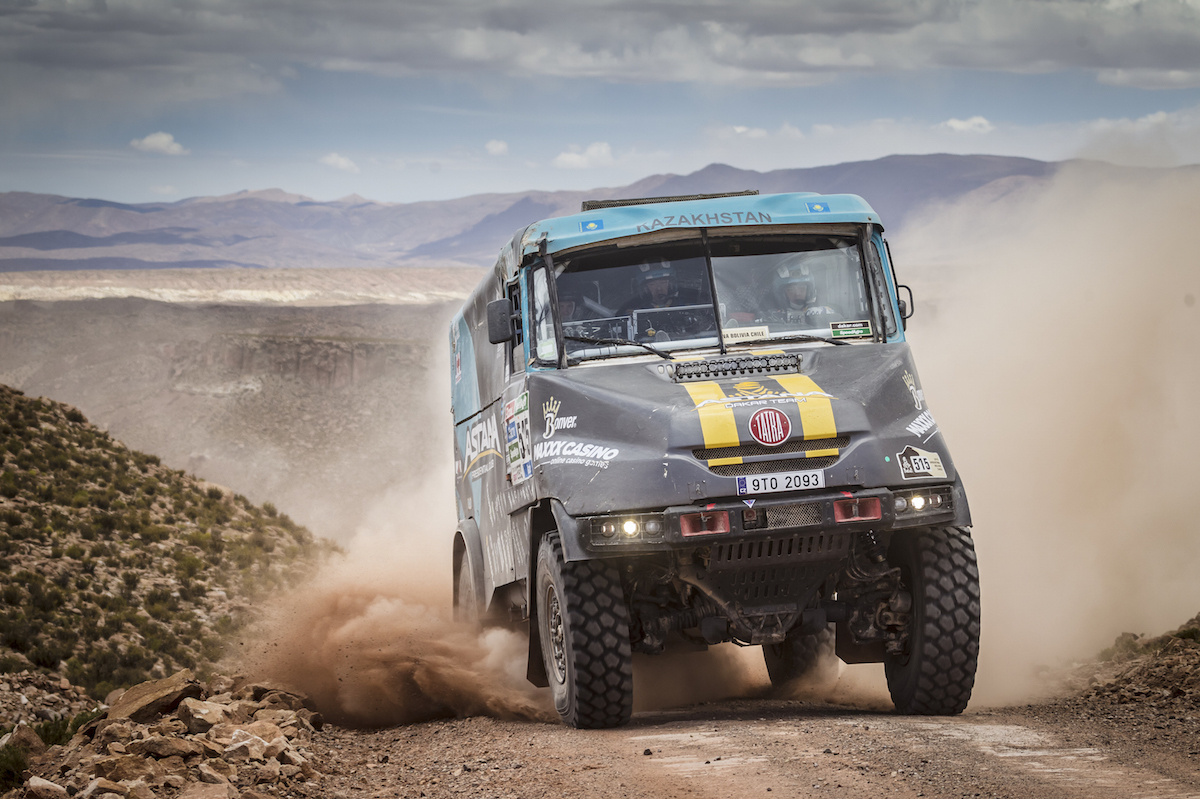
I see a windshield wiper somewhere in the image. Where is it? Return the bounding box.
[564,334,675,361]
[758,332,851,347]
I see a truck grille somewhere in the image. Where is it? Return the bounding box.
[711,531,850,567]
[708,456,839,476]
[764,502,822,528]
[705,532,851,605]
[693,436,848,461]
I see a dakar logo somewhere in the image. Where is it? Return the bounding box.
[735,381,771,397]
[542,396,578,439]
[902,370,924,411]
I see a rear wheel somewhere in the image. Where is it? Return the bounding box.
[885,527,980,715]
[454,550,479,624]
[536,533,633,729]
[763,624,836,687]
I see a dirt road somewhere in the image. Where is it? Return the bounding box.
[307,693,1200,799]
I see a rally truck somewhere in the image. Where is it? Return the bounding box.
[450,189,980,729]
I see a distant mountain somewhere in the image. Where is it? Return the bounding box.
[0,154,1151,272]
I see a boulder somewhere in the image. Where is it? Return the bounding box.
[106,671,203,724]
[25,776,69,799]
[8,724,47,756]
[91,754,161,782]
[223,730,267,762]
[126,736,204,759]
[178,783,233,799]
[178,699,231,734]
[77,778,129,798]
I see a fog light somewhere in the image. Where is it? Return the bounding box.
[599,522,617,537]
[911,495,926,511]
[894,496,908,512]
[643,520,663,535]
[622,519,639,536]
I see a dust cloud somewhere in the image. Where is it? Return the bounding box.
[245,162,1200,723]
[896,162,1200,705]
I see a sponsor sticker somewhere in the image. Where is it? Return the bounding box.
[830,320,872,339]
[748,407,791,446]
[532,439,620,468]
[721,325,770,343]
[905,410,937,438]
[736,470,825,495]
[464,415,502,475]
[541,396,578,440]
[896,445,946,480]
[504,392,533,484]
[902,370,925,410]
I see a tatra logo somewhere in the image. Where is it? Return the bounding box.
[542,396,578,439]
[748,407,791,447]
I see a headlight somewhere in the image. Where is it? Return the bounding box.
[589,513,667,546]
[893,486,953,518]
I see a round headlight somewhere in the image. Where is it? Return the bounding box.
[894,496,908,512]
[622,520,639,536]
[911,495,926,511]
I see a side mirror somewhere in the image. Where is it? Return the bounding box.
[486,298,517,344]
[897,284,914,321]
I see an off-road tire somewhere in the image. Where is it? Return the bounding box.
[762,624,836,687]
[885,526,980,715]
[536,533,633,729]
[454,552,478,624]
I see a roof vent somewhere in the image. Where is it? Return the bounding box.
[581,190,759,213]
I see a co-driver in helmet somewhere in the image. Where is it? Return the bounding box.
[763,255,842,327]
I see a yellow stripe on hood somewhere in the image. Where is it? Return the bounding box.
[772,373,839,457]
[681,381,742,465]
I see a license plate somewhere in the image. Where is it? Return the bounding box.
[736,470,825,495]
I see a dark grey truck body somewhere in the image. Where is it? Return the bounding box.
[450,190,980,728]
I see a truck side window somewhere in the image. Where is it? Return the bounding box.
[531,266,559,364]
[508,281,525,374]
[867,241,898,338]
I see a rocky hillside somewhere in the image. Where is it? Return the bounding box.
[0,384,333,702]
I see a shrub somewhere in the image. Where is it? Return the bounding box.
[34,717,70,746]
[65,408,86,424]
[0,744,27,792]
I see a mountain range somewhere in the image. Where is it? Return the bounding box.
[0,154,1073,272]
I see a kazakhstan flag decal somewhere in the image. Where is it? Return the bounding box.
[805,202,830,213]
[579,219,604,232]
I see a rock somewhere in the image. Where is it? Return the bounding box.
[8,724,47,756]
[296,709,323,732]
[199,761,234,784]
[160,774,186,789]
[95,722,135,749]
[77,778,129,799]
[278,749,307,767]
[91,755,161,782]
[251,759,281,784]
[156,754,190,777]
[223,731,268,762]
[25,776,69,799]
[257,691,306,712]
[262,737,290,760]
[178,783,232,799]
[106,671,203,724]
[179,699,231,734]
[124,782,156,799]
[126,736,203,759]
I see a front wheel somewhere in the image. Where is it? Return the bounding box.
[454,550,479,624]
[885,527,981,715]
[536,533,633,729]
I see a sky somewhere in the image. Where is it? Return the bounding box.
[2,0,1200,204]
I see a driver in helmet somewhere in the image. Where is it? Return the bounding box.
[763,257,842,326]
[619,259,683,311]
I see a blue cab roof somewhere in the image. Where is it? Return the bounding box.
[512,191,882,269]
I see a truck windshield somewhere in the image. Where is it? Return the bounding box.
[550,232,873,362]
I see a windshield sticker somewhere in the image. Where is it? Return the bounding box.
[541,397,578,439]
[579,219,604,232]
[805,202,831,213]
[721,325,770,343]
[902,370,925,410]
[634,210,772,234]
[830,320,872,339]
[905,410,937,439]
[897,445,946,480]
[532,439,619,469]
[505,392,533,485]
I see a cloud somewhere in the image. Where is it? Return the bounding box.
[129,132,189,155]
[943,116,995,134]
[485,139,508,156]
[2,0,1199,109]
[552,142,614,169]
[319,152,360,173]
